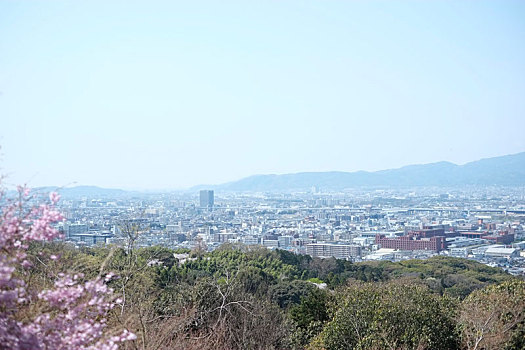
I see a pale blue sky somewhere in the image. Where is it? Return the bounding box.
[1,1,524,189]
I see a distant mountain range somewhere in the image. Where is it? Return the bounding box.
[201,152,525,192]
[23,152,525,196]
[32,185,130,198]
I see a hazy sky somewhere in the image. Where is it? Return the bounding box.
[1,1,524,189]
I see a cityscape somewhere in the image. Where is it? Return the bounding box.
[58,184,525,276]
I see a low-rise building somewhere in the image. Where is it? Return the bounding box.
[306,243,361,260]
[375,234,447,252]
[484,247,519,259]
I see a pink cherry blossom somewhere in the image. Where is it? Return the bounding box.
[0,186,135,349]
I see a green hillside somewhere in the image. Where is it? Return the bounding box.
[24,242,524,350]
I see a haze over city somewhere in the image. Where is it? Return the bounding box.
[2,2,525,349]
[1,1,524,189]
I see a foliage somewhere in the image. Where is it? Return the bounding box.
[269,280,315,308]
[0,188,135,350]
[312,282,461,350]
[388,256,510,298]
[290,288,332,346]
[186,274,292,349]
[460,279,525,350]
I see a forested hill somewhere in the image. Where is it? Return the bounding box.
[26,243,525,350]
[205,152,525,191]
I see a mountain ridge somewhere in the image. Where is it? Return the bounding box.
[15,152,525,195]
[196,152,525,191]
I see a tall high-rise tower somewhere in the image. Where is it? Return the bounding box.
[199,190,214,208]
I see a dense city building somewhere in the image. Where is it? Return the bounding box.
[53,186,525,276]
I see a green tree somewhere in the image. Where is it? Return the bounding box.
[269,280,314,308]
[312,282,460,350]
[460,279,525,350]
[290,288,332,346]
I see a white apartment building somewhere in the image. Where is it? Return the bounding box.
[306,243,361,260]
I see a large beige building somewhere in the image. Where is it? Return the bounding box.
[306,243,361,260]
